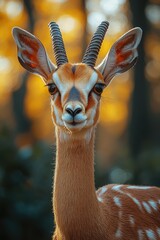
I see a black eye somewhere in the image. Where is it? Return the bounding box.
[93,83,105,96]
[48,83,58,95]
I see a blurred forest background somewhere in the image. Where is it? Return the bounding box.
[0,0,160,239]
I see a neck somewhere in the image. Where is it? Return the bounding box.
[53,127,103,239]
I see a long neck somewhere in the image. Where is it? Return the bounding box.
[53,128,103,239]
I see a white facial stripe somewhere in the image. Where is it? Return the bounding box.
[85,71,98,93]
[53,72,70,101]
[51,97,63,126]
[53,72,62,91]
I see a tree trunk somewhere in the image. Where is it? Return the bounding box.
[128,0,151,157]
[12,0,35,136]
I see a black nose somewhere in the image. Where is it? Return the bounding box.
[66,107,82,117]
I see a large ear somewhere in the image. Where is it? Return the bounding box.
[96,27,142,85]
[12,27,56,82]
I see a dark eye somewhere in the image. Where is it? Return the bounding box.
[93,83,105,96]
[48,83,58,95]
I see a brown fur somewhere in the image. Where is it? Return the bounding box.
[53,130,108,240]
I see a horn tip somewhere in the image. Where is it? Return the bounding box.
[101,21,109,28]
[48,21,58,28]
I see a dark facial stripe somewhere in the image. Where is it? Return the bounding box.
[67,86,80,101]
[71,65,76,74]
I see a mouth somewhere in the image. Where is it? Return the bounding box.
[62,113,87,132]
[70,121,79,126]
[63,119,87,132]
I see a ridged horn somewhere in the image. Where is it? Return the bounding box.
[82,21,109,67]
[48,21,68,67]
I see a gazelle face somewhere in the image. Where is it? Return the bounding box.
[48,63,106,133]
[12,22,142,138]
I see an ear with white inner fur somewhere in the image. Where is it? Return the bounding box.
[96,27,142,85]
[12,27,56,83]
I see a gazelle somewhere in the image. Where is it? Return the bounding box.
[12,21,160,240]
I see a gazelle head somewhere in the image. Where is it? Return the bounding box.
[12,21,142,138]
